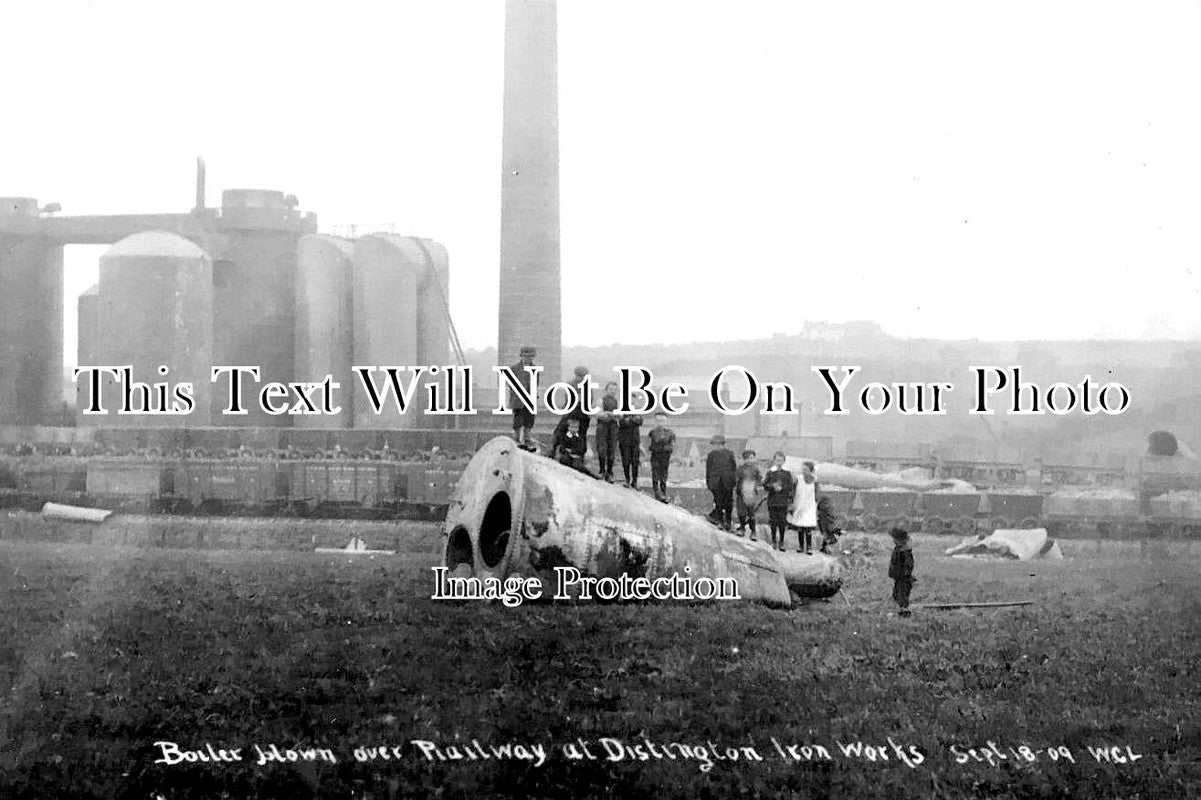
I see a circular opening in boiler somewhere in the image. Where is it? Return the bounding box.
[479,492,512,568]
[445,526,474,572]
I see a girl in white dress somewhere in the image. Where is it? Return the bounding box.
[787,460,819,553]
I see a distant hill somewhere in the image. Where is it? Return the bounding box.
[464,324,1201,464]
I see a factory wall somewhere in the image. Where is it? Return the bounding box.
[0,232,63,425]
[92,232,214,427]
[294,234,355,429]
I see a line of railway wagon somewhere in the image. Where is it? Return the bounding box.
[2,454,1196,538]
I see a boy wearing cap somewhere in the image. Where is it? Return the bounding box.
[594,381,620,481]
[566,365,593,441]
[618,408,644,488]
[550,417,594,477]
[888,527,915,617]
[705,434,738,531]
[647,412,675,501]
[552,366,593,464]
[762,451,796,550]
[734,449,763,539]
[508,346,539,450]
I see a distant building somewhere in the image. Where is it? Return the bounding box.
[799,320,886,342]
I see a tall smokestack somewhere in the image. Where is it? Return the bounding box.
[497,0,561,382]
[194,156,206,212]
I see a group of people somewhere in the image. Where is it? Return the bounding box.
[508,348,678,501]
[508,347,917,616]
[704,436,840,554]
[709,436,917,615]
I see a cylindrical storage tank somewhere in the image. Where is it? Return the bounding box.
[212,187,309,428]
[414,238,450,368]
[295,235,354,429]
[95,232,213,427]
[0,206,64,424]
[415,237,451,431]
[75,283,100,417]
[352,234,421,429]
[212,228,300,427]
[443,437,843,608]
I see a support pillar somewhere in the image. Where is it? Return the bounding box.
[0,232,63,425]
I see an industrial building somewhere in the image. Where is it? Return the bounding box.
[0,171,452,430]
[3,0,562,433]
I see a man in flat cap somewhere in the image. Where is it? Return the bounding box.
[705,434,738,531]
[509,346,539,450]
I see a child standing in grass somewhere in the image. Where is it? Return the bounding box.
[888,527,915,617]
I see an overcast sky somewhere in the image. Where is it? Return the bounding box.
[3,1,1200,366]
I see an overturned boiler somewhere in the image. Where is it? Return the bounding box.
[443,437,842,609]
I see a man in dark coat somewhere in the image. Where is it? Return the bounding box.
[888,527,915,617]
[507,346,539,450]
[647,412,675,501]
[705,434,737,531]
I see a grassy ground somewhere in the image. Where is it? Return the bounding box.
[0,530,1197,799]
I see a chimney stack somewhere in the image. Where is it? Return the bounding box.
[497,0,561,381]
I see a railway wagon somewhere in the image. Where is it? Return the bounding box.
[406,466,466,504]
[853,490,919,533]
[820,488,856,530]
[404,464,467,519]
[289,460,403,511]
[1042,493,1141,538]
[1146,495,1201,538]
[13,458,87,502]
[982,492,1044,531]
[85,459,175,510]
[1041,497,1201,539]
[175,460,290,513]
[0,457,86,509]
[916,493,984,534]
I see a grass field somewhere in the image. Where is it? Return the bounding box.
[0,527,1197,799]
